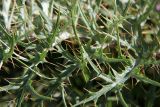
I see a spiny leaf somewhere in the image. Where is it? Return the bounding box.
[73,83,116,107]
[27,80,53,100]
[132,73,160,87]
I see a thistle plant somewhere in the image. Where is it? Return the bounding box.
[0,0,160,107]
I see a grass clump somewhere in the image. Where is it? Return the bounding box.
[0,0,160,107]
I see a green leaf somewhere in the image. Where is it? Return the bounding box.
[0,84,20,92]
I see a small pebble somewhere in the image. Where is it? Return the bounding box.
[156,3,160,12]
